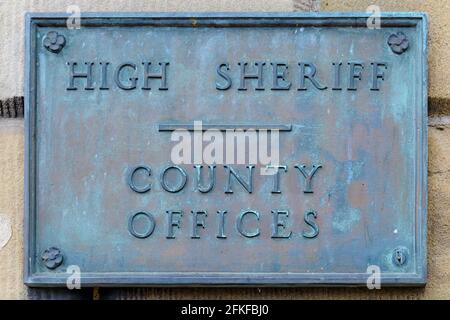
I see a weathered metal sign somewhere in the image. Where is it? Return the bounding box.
[25,13,428,286]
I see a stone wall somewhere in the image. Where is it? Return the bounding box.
[0,0,448,299]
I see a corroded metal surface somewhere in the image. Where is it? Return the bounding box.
[24,13,428,286]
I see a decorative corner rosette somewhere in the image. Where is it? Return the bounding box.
[41,247,64,269]
[388,32,409,55]
[43,31,66,54]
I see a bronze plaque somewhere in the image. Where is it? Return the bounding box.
[25,13,428,286]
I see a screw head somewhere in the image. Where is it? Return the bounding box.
[392,247,408,266]
[41,247,64,269]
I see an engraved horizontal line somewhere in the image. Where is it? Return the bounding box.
[158,124,292,132]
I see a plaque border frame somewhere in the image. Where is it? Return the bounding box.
[24,12,428,287]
